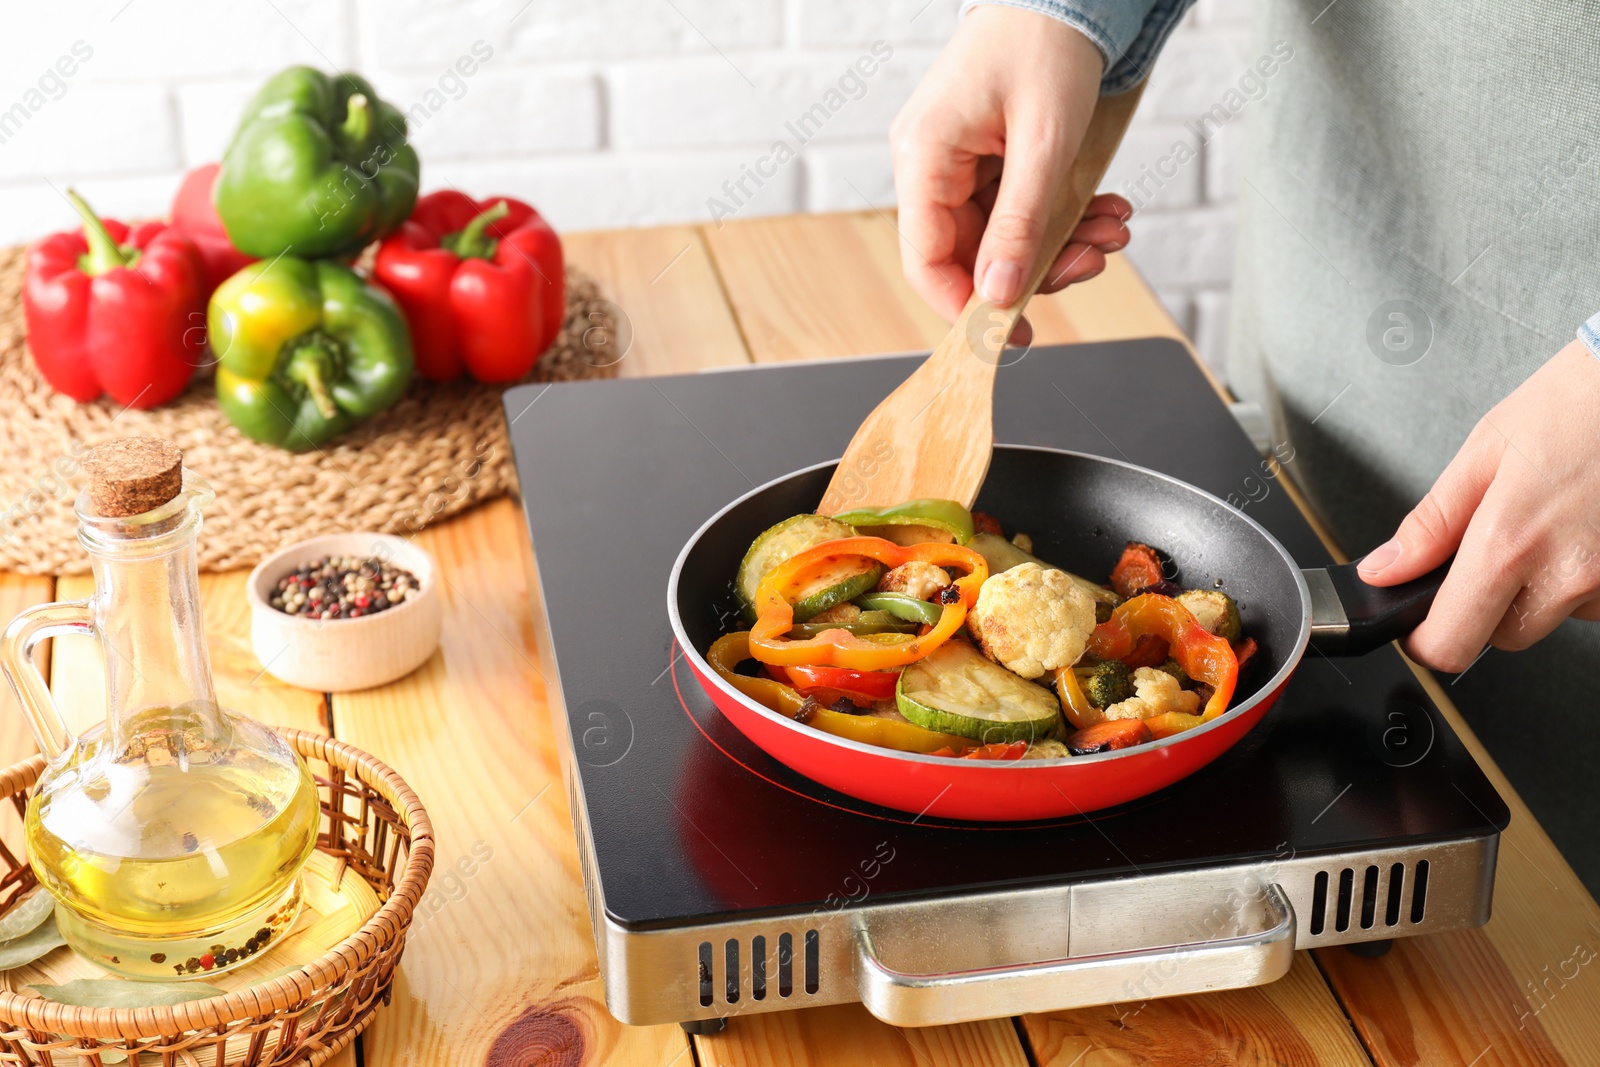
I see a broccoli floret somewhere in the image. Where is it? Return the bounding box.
[1079,660,1132,708]
[1156,657,1190,688]
[1176,589,1242,643]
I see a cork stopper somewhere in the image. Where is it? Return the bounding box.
[81,437,184,517]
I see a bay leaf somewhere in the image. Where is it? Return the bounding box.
[0,891,54,944]
[0,914,65,969]
[28,978,227,1008]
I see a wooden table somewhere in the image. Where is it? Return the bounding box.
[5,210,1598,1065]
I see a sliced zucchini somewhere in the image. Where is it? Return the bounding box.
[968,533,1121,608]
[896,641,1061,744]
[790,558,883,622]
[736,514,858,616]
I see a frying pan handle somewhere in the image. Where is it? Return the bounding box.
[1304,557,1452,656]
[852,884,1295,1026]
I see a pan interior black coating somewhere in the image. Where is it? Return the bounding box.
[677,446,1305,711]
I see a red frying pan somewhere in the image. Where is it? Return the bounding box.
[668,446,1444,821]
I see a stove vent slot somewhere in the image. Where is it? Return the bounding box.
[1307,860,1431,937]
[568,774,600,939]
[696,929,820,1008]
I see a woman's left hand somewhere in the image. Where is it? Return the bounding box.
[1357,339,1600,671]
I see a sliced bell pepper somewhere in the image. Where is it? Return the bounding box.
[929,740,1028,760]
[706,634,970,753]
[23,189,205,408]
[831,499,976,544]
[786,610,916,639]
[373,190,565,382]
[1087,593,1238,721]
[854,592,943,627]
[1145,711,1205,740]
[779,664,899,703]
[208,257,413,450]
[1054,664,1105,730]
[748,537,987,669]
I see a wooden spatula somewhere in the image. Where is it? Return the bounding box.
[819,84,1145,516]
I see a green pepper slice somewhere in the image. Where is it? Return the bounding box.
[853,592,944,626]
[831,499,976,544]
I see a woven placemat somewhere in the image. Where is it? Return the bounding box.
[0,243,616,574]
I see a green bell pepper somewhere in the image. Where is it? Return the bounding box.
[831,499,976,544]
[853,593,945,626]
[216,67,420,259]
[208,257,413,451]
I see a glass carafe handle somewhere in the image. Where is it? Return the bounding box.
[0,600,92,760]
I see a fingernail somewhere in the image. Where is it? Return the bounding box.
[980,260,1023,306]
[1358,539,1401,577]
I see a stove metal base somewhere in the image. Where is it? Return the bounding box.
[567,767,1496,1028]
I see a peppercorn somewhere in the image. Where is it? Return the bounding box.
[268,554,420,621]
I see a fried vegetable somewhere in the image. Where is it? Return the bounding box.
[897,640,1062,743]
[1175,588,1243,643]
[833,499,975,544]
[1109,541,1167,599]
[1066,718,1154,755]
[967,533,1121,607]
[1077,660,1132,708]
[1145,711,1205,740]
[971,511,1004,537]
[968,562,1098,679]
[1122,633,1170,669]
[1155,657,1190,688]
[1054,663,1103,730]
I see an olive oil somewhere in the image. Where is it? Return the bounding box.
[0,440,323,979]
[25,706,321,978]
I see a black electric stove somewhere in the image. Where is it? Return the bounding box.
[504,339,1508,1030]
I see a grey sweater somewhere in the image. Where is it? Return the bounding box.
[1227,0,1600,891]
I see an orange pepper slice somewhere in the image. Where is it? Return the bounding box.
[748,536,987,669]
[1087,593,1239,720]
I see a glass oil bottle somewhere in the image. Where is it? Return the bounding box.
[0,438,320,979]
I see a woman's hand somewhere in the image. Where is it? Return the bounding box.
[890,5,1130,343]
[1358,340,1600,671]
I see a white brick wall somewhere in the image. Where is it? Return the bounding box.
[0,0,1254,371]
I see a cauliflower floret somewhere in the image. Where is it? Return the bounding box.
[877,561,952,600]
[807,602,862,624]
[1103,666,1201,721]
[967,562,1096,679]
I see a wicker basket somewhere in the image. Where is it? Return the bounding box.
[0,730,433,1065]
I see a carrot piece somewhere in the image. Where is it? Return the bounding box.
[1233,636,1259,673]
[1109,541,1166,599]
[1066,718,1154,755]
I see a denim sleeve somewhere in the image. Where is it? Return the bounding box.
[1579,310,1600,360]
[959,0,1198,95]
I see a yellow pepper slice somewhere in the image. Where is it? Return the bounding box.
[706,633,971,754]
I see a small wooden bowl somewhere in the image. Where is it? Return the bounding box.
[247,533,442,692]
[0,730,433,1064]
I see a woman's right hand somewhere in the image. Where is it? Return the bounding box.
[890,5,1130,342]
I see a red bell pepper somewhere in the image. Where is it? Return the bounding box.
[373,190,565,383]
[774,664,900,705]
[169,162,256,298]
[24,189,205,408]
